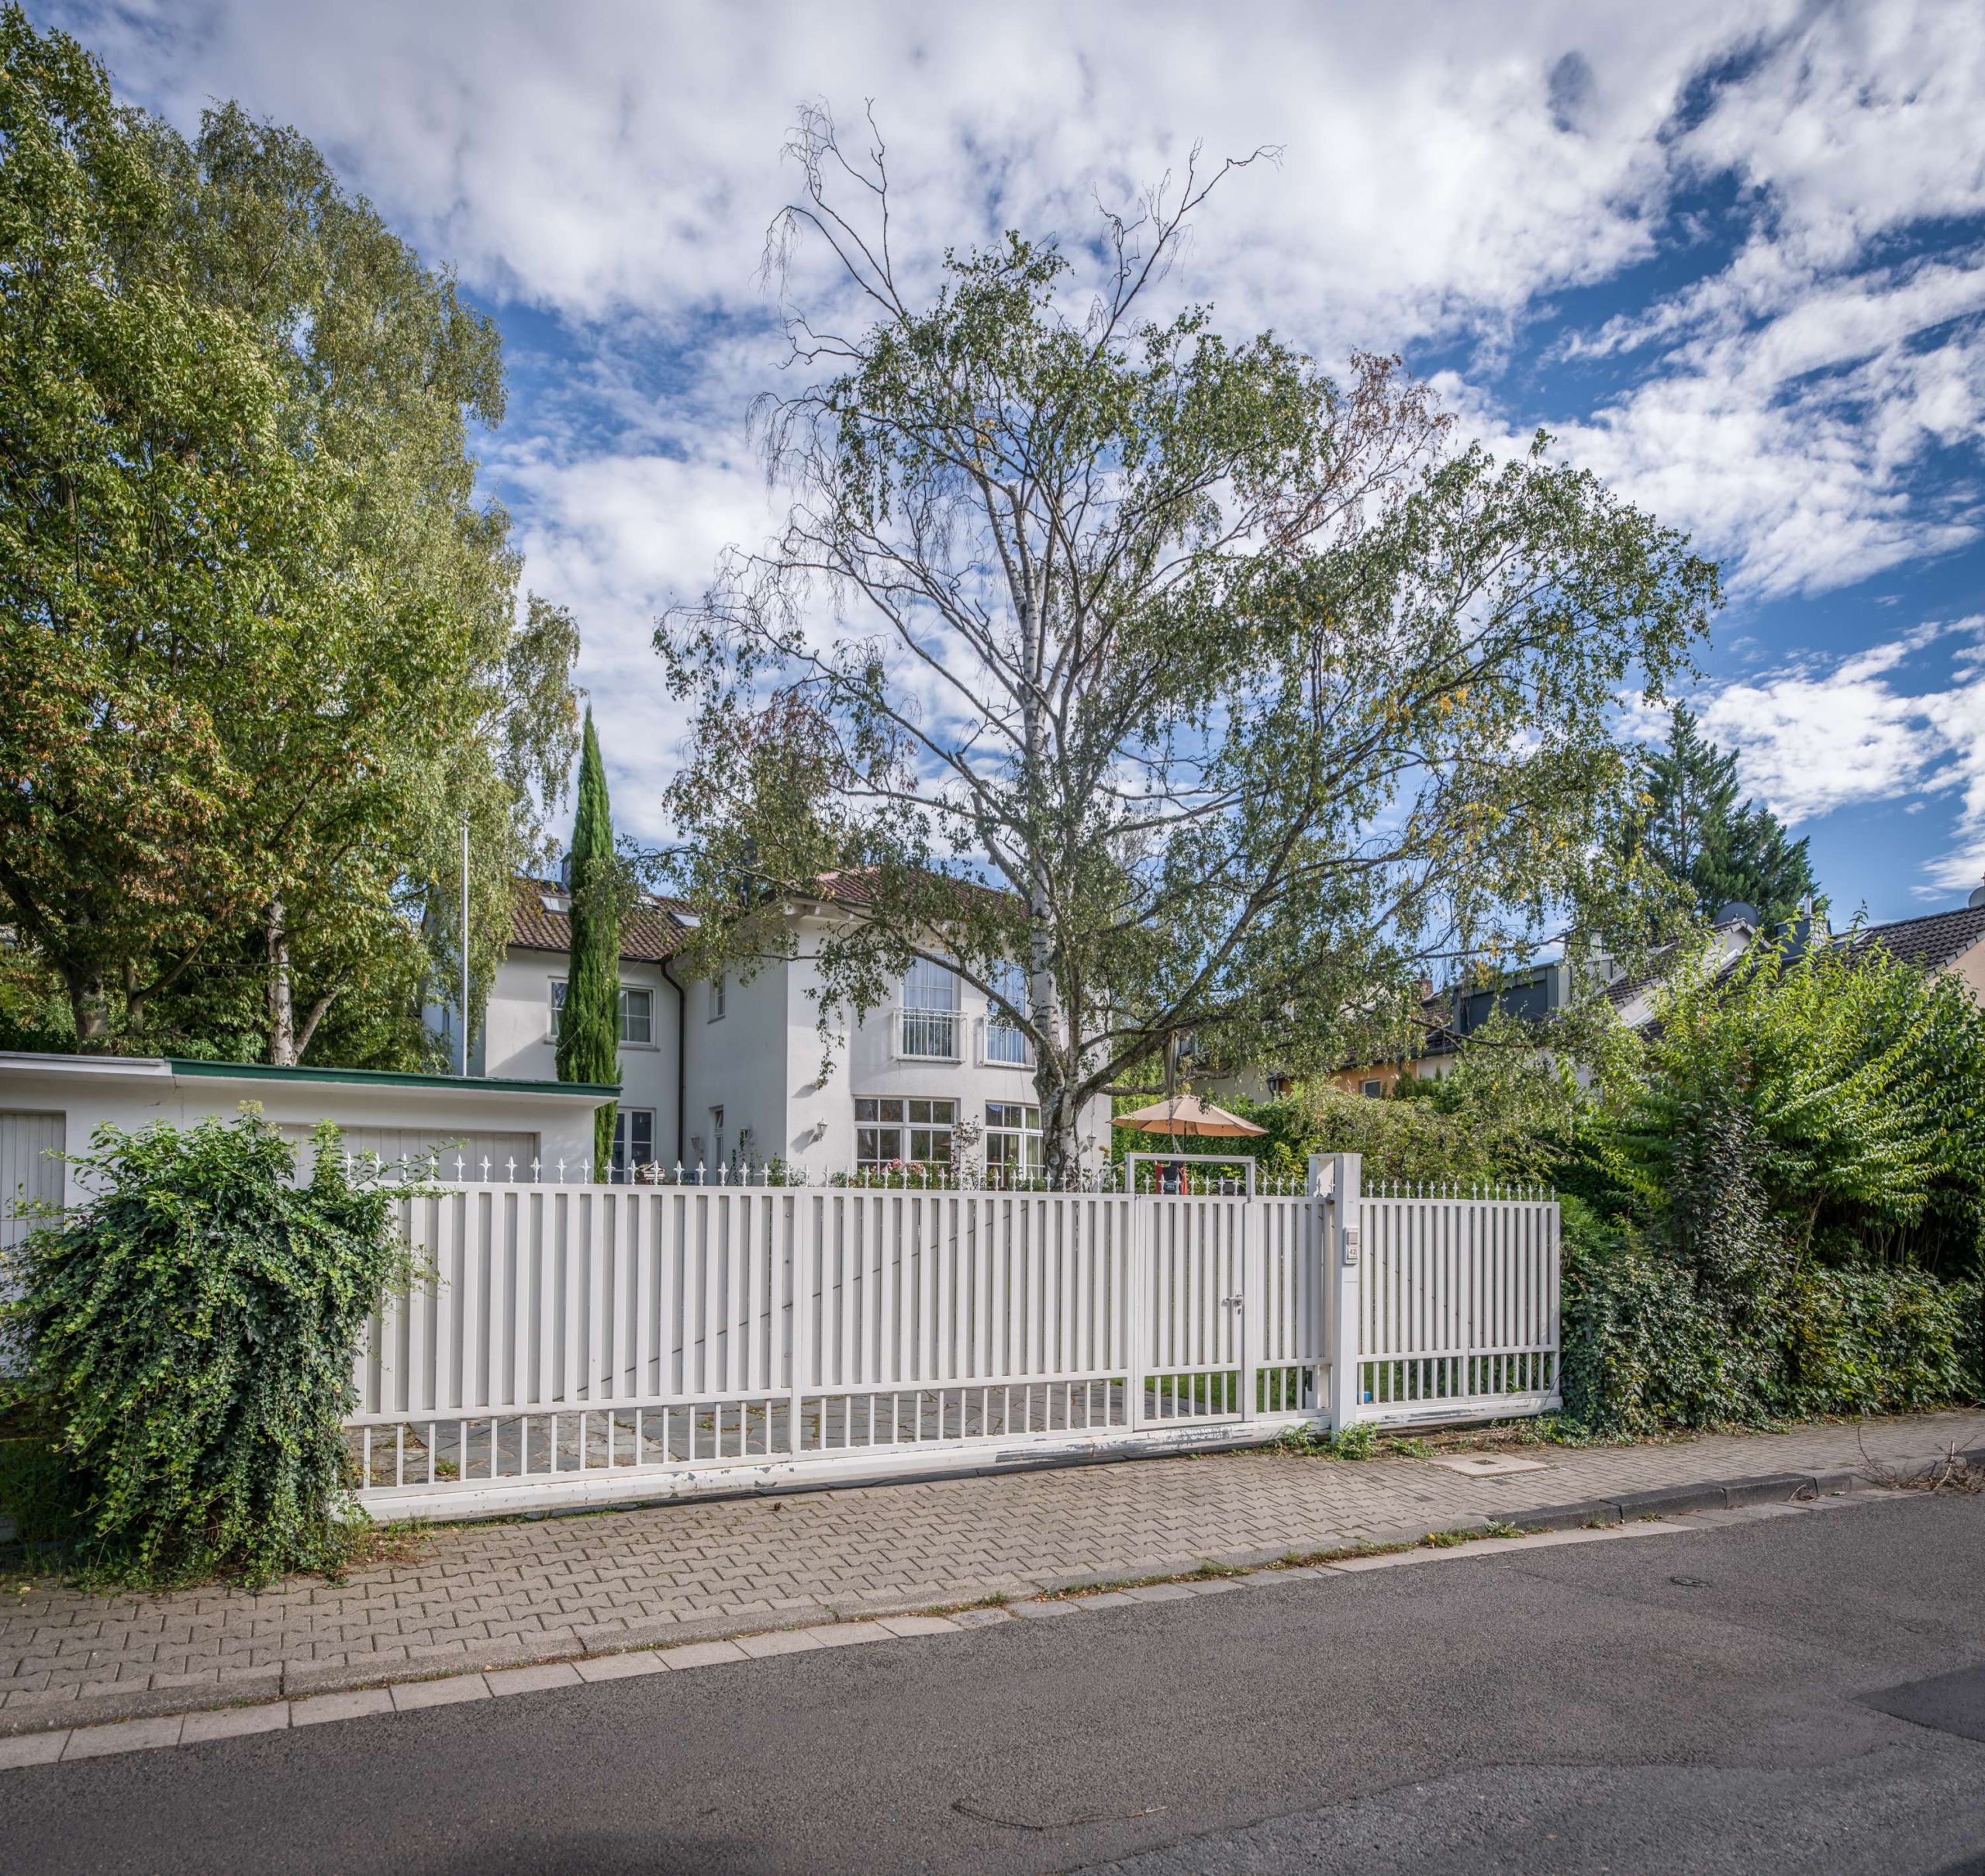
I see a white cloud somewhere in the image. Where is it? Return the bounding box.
[44,0,1985,857]
[1697,666,1939,823]
[1673,617,1985,897]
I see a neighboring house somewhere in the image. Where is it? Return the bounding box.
[468,876,1110,1181]
[1324,903,1769,1096]
[1843,890,1985,998]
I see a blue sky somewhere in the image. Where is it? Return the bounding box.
[48,1,1985,923]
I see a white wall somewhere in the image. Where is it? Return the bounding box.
[0,1054,612,1205]
[678,957,795,1174]
[477,947,682,1165]
[703,917,1110,1178]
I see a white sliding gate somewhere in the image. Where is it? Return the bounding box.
[345,1154,1558,1518]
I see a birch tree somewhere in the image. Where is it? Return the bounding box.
[660,111,1719,1175]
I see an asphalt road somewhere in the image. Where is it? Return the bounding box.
[8,1493,1985,1876]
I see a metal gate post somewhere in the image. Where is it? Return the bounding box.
[1313,1152,1363,1430]
[1237,1192,1258,1422]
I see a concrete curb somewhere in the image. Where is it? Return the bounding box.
[5,1443,1980,1742]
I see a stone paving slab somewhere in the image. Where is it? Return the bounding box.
[2,1408,1981,1737]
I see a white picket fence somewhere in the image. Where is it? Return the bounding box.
[345,1154,1559,1516]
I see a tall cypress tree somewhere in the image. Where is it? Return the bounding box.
[1625,706,1819,931]
[557,711,620,1171]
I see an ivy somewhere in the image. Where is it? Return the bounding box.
[2,1110,404,1587]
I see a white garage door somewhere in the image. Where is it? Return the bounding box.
[281,1125,542,1182]
[0,1110,66,1252]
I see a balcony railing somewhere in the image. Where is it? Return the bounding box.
[896,1007,959,1061]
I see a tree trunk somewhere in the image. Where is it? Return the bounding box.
[294,982,340,1062]
[267,897,296,1066]
[67,966,111,1052]
[1018,588,1078,1181]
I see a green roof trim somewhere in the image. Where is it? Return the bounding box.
[165,1059,619,1098]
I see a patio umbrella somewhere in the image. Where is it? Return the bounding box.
[1112,1094,1266,1137]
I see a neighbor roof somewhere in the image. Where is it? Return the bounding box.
[508,879,693,963]
[1845,905,1985,974]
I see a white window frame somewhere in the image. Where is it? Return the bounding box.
[613,1107,657,1179]
[983,1100,1041,1183]
[619,986,654,1048]
[895,959,960,1061]
[710,975,727,1021]
[854,1097,957,1166]
[551,978,656,1049]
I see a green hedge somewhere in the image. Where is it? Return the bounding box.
[1,1110,403,1586]
[1562,1244,1982,1437]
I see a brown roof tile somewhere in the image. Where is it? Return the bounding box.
[507,879,693,964]
[1846,905,1985,973]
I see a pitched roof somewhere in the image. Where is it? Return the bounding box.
[507,879,693,964]
[1846,904,1985,973]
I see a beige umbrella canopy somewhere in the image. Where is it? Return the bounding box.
[1112,1094,1266,1138]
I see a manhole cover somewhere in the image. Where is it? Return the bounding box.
[1427,1453,1552,1477]
[1860,1666,1985,1744]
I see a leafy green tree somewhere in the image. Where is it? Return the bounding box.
[660,112,1720,1174]
[1619,706,1818,931]
[1602,935,1985,1276]
[1559,938,1985,1434]
[0,9,332,1047]
[0,11,579,1061]
[558,711,620,1169]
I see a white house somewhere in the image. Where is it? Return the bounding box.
[475,877,1110,1182]
[471,881,690,1177]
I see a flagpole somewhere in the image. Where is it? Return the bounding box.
[459,815,470,1077]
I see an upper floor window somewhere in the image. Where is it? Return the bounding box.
[710,975,727,1021]
[550,980,654,1045]
[898,958,958,1059]
[903,958,957,1011]
[620,988,653,1045]
[984,960,1030,1065]
[988,959,1026,1017]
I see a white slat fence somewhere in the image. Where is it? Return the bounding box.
[346,1152,1559,1515]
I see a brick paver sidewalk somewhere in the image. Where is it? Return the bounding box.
[5,1408,1982,1736]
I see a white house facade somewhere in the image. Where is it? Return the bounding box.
[472,883,689,1178]
[476,880,1110,1182]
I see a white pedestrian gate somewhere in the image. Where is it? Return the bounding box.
[343,1153,1558,1518]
